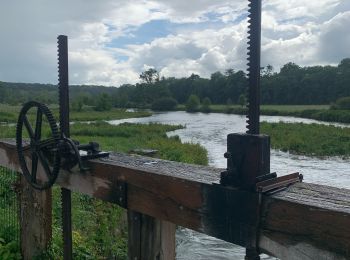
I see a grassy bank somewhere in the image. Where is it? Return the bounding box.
[261,122,350,157]
[0,104,151,123]
[177,104,329,112]
[0,121,208,258]
[177,104,350,124]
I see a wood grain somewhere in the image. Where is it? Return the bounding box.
[1,139,349,259]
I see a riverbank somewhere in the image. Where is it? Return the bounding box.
[0,104,152,123]
[261,122,350,157]
[176,104,350,124]
[1,110,350,258]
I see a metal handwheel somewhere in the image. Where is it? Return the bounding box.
[16,101,61,190]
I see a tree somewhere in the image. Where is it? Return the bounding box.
[71,98,83,112]
[238,94,246,107]
[139,68,159,84]
[331,96,350,110]
[186,95,200,112]
[151,97,178,111]
[261,64,274,77]
[201,97,212,113]
[94,93,112,111]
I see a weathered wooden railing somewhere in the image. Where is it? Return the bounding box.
[0,139,349,259]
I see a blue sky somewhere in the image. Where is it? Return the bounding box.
[0,0,349,86]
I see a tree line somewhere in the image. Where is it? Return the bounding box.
[0,58,349,110]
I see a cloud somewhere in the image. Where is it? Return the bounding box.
[0,0,349,86]
[318,11,350,63]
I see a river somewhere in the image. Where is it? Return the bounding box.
[109,111,350,260]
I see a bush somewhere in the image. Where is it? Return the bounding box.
[71,99,83,112]
[201,97,211,113]
[0,239,21,260]
[186,95,200,112]
[238,94,247,107]
[94,93,112,111]
[151,97,178,111]
[331,96,350,110]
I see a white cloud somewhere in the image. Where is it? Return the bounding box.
[0,0,349,86]
[318,11,350,63]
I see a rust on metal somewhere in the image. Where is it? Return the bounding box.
[57,34,73,260]
[246,0,262,135]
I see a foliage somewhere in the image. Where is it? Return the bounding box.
[186,94,200,112]
[151,97,178,111]
[0,239,21,260]
[0,167,19,243]
[261,122,350,157]
[2,58,350,109]
[139,68,159,84]
[0,104,151,123]
[201,97,212,113]
[94,93,112,111]
[71,97,84,112]
[71,122,208,166]
[0,117,208,258]
[238,94,246,107]
[331,96,350,110]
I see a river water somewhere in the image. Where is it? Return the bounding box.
[109,111,350,259]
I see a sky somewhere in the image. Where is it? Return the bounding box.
[0,0,349,86]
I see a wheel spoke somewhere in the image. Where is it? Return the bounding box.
[37,138,57,149]
[23,115,35,139]
[37,151,52,177]
[31,153,38,183]
[19,145,31,152]
[35,108,43,140]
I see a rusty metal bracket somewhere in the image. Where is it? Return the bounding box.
[256,172,303,194]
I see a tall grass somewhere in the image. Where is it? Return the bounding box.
[261,122,350,157]
[0,104,151,123]
[176,104,350,123]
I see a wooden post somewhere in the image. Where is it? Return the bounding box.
[1,140,350,259]
[128,210,176,260]
[19,175,52,259]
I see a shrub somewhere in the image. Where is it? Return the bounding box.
[201,97,212,113]
[238,94,247,107]
[94,93,112,111]
[0,239,21,260]
[186,95,200,112]
[331,96,350,110]
[151,97,178,111]
[71,99,83,112]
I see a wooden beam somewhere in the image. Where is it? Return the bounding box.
[127,210,175,260]
[1,139,349,259]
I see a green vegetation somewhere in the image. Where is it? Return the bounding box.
[201,97,212,113]
[0,104,151,123]
[176,104,350,124]
[151,97,178,111]
[0,119,208,258]
[70,108,151,122]
[261,122,350,157]
[71,122,207,165]
[186,94,200,112]
[94,93,113,111]
[1,58,350,109]
[0,239,21,260]
[238,94,246,107]
[0,167,20,259]
[331,96,350,110]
